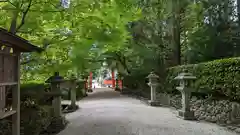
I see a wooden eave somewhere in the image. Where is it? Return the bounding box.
[0,28,43,53]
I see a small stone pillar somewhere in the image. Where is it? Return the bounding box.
[87,73,93,92]
[47,72,65,117]
[80,80,88,97]
[70,75,77,109]
[230,103,240,123]
[174,69,196,120]
[115,73,120,91]
[147,71,160,106]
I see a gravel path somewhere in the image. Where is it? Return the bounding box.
[59,88,238,135]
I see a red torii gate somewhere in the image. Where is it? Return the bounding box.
[111,71,115,88]
[86,71,122,90]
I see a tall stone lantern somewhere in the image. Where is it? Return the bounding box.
[69,74,77,109]
[174,69,196,120]
[147,71,160,106]
[46,72,65,117]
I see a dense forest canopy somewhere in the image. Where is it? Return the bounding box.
[1,0,240,82]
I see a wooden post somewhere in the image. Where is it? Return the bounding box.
[12,52,20,135]
[0,86,6,117]
[0,27,43,135]
[70,79,77,108]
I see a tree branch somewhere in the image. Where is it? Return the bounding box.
[16,0,32,32]
[20,58,36,65]
[6,0,17,7]
[115,52,130,74]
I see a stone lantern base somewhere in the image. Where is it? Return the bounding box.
[148,100,162,107]
[87,89,93,93]
[115,87,121,91]
[178,110,195,120]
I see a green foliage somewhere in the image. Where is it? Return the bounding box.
[0,119,11,135]
[165,57,240,101]
[123,68,149,90]
[119,0,240,102]
[182,0,240,63]
[20,101,53,135]
[42,116,68,134]
[0,101,53,135]
[0,0,141,82]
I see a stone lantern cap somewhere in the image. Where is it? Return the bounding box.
[146,71,159,79]
[50,76,65,83]
[45,72,65,84]
[174,69,196,80]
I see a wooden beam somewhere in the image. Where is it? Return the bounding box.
[0,110,17,119]
[0,52,17,56]
[0,82,17,86]
[0,28,43,52]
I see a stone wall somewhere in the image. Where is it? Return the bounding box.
[164,95,240,125]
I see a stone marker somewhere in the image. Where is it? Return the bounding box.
[157,93,171,107]
[174,69,196,120]
[146,71,160,106]
[70,75,77,109]
[230,102,240,124]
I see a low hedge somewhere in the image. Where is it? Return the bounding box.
[20,83,52,105]
[164,57,240,101]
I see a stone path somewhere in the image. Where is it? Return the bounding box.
[59,88,238,135]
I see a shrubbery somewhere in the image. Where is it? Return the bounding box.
[0,100,53,135]
[164,57,240,101]
[21,81,86,102]
[122,57,240,101]
[20,100,53,135]
[123,69,149,90]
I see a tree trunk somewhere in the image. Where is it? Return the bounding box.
[237,0,240,26]
[9,11,18,33]
[171,0,181,65]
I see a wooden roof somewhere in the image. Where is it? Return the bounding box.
[0,28,43,52]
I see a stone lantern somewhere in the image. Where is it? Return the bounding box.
[174,69,196,120]
[69,74,77,109]
[146,71,160,106]
[46,72,65,117]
